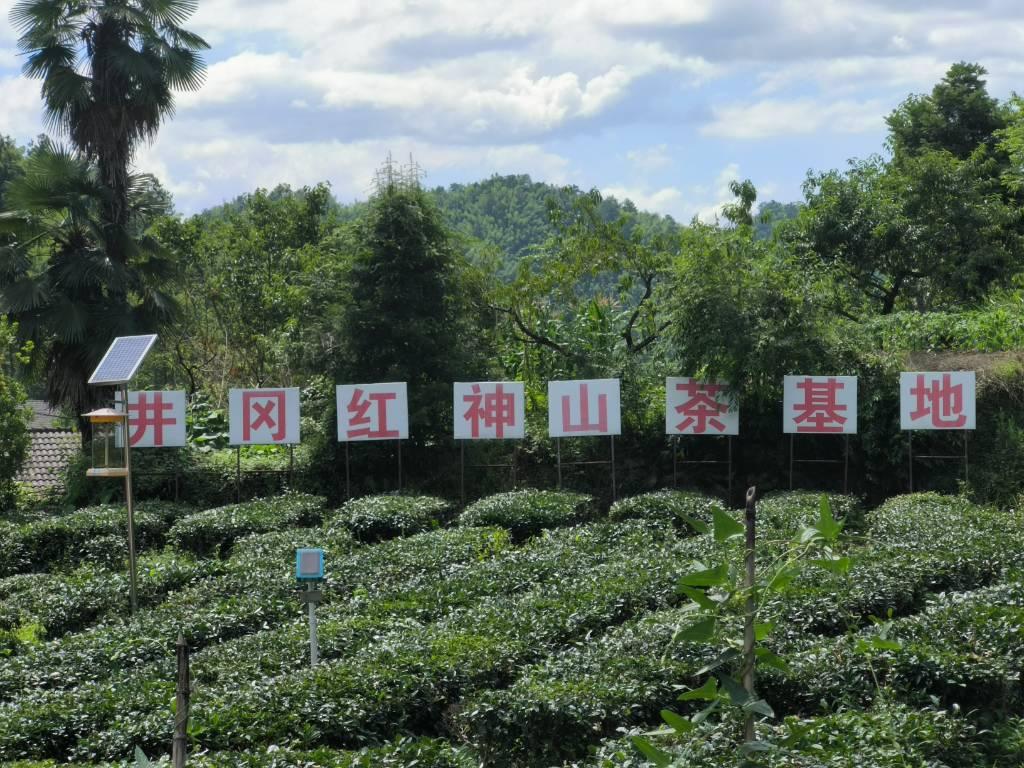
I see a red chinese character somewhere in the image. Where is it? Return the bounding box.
[675,381,728,434]
[347,388,399,439]
[242,390,287,442]
[562,382,608,433]
[128,392,176,447]
[793,377,847,433]
[463,384,516,438]
[910,374,966,428]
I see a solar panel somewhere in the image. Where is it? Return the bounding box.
[88,334,158,385]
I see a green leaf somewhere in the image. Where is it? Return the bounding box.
[679,677,719,701]
[696,647,741,676]
[815,494,843,540]
[754,622,774,642]
[692,699,720,724]
[713,508,745,542]
[755,647,790,672]
[810,556,851,575]
[718,674,751,705]
[630,736,672,767]
[766,566,798,592]
[679,563,729,588]
[745,698,775,718]
[660,708,695,735]
[676,512,710,535]
[678,585,717,610]
[674,617,715,643]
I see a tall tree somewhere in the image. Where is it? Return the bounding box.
[12,0,208,261]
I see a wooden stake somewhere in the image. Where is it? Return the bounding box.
[172,632,190,768]
[742,485,757,744]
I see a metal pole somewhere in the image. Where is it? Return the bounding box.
[788,434,794,490]
[742,486,757,744]
[843,434,849,494]
[908,431,913,493]
[172,632,190,768]
[307,584,319,668]
[672,436,678,488]
[727,436,734,505]
[289,444,294,487]
[235,446,241,503]
[556,438,562,489]
[963,431,969,485]
[460,441,465,505]
[122,384,138,616]
[345,441,351,499]
[610,435,616,502]
[397,441,403,492]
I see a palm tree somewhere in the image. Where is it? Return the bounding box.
[11,0,208,262]
[0,144,178,427]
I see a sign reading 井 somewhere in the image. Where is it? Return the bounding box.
[115,390,187,448]
[666,378,738,436]
[900,371,976,430]
[783,375,858,434]
[548,379,621,438]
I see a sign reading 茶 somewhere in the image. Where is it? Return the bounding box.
[666,378,738,435]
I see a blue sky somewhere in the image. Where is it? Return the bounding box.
[2,0,1023,218]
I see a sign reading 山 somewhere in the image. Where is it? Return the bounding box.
[900,371,976,430]
[229,388,301,445]
[783,375,858,434]
[336,382,409,441]
[454,382,525,439]
[548,379,621,438]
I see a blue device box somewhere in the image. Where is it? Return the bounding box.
[295,548,324,581]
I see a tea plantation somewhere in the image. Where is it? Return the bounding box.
[1,489,1022,767]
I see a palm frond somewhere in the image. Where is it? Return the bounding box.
[140,0,200,28]
[0,275,51,313]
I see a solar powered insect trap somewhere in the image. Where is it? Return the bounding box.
[85,334,158,615]
[296,548,325,667]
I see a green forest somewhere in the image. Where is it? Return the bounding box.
[2,0,1024,766]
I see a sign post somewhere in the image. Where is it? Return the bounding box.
[783,375,857,492]
[454,382,525,503]
[666,377,738,499]
[548,379,621,500]
[336,383,409,497]
[900,372,975,491]
[295,548,325,668]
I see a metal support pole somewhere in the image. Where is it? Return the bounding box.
[788,434,794,490]
[963,431,969,485]
[742,486,757,744]
[307,584,319,668]
[345,441,351,499]
[727,436,734,504]
[289,444,294,487]
[556,438,562,489]
[172,632,190,768]
[122,384,138,616]
[843,435,850,494]
[672,436,678,488]
[397,441,403,492]
[460,441,465,505]
[908,431,914,492]
[610,435,616,502]
[235,446,241,503]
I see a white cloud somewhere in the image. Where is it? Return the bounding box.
[0,76,41,137]
[702,98,885,140]
[626,144,671,172]
[602,162,746,223]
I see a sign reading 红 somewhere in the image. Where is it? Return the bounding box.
[336,383,409,441]
[900,372,976,430]
[454,382,525,439]
[783,375,858,434]
[121,391,187,448]
[229,388,301,445]
[666,378,738,435]
[548,379,621,437]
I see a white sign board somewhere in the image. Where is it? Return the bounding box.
[229,388,301,445]
[454,381,525,439]
[336,382,409,441]
[548,379,621,437]
[666,378,738,436]
[115,390,188,448]
[900,371,976,430]
[783,375,857,434]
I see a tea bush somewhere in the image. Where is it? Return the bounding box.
[609,490,723,532]
[167,493,326,556]
[330,494,451,541]
[458,490,593,541]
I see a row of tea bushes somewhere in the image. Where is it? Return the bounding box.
[0,502,192,577]
[330,495,452,542]
[457,490,594,541]
[167,493,327,556]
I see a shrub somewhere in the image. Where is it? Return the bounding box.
[458,490,593,541]
[190,738,475,767]
[756,490,863,537]
[167,492,326,556]
[330,495,451,542]
[609,490,723,532]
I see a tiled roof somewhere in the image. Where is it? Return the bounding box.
[27,399,63,431]
[16,430,81,491]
